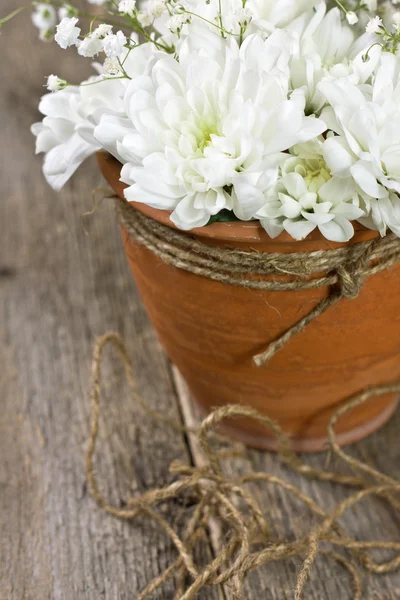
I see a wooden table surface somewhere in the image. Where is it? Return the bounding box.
[1,3,400,599]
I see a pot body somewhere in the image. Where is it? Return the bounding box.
[99,152,400,452]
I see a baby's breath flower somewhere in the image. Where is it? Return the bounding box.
[102,31,127,58]
[46,74,68,92]
[234,6,253,28]
[137,10,152,26]
[32,4,56,35]
[77,34,103,57]
[92,24,113,39]
[168,13,191,35]
[58,4,78,20]
[393,11,400,28]
[54,17,81,49]
[39,28,55,42]
[103,57,122,76]
[366,15,383,33]
[118,0,137,17]
[346,11,359,25]
[151,0,167,18]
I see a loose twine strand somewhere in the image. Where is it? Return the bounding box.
[85,198,400,598]
[87,333,400,600]
[116,198,400,367]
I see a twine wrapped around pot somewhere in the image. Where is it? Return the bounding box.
[116,198,400,366]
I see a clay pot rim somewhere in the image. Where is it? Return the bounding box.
[97,151,370,245]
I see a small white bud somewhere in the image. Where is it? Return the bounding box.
[346,12,359,25]
[234,6,253,28]
[46,74,67,92]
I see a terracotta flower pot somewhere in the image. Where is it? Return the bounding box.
[98,151,400,452]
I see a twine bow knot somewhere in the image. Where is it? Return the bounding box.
[336,263,364,300]
[116,198,400,367]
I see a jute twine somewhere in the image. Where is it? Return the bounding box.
[87,333,400,600]
[85,197,400,598]
[116,198,400,366]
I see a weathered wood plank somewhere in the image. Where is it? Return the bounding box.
[0,4,219,599]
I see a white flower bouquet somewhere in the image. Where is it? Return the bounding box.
[4,0,400,242]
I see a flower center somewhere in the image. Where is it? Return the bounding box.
[294,158,331,193]
[194,115,219,151]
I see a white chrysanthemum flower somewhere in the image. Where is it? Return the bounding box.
[289,6,380,114]
[318,53,400,236]
[32,44,156,190]
[248,0,318,28]
[102,31,127,58]
[54,17,81,49]
[179,0,319,37]
[95,28,325,229]
[31,72,128,189]
[32,4,57,32]
[255,140,364,241]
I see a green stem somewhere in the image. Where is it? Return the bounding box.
[217,0,225,38]
[362,41,383,62]
[121,45,133,66]
[332,0,349,14]
[0,3,34,25]
[79,75,129,87]
[182,10,235,37]
[238,0,247,46]
[117,57,132,79]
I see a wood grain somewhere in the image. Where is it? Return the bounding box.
[0,4,218,599]
[1,1,400,599]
